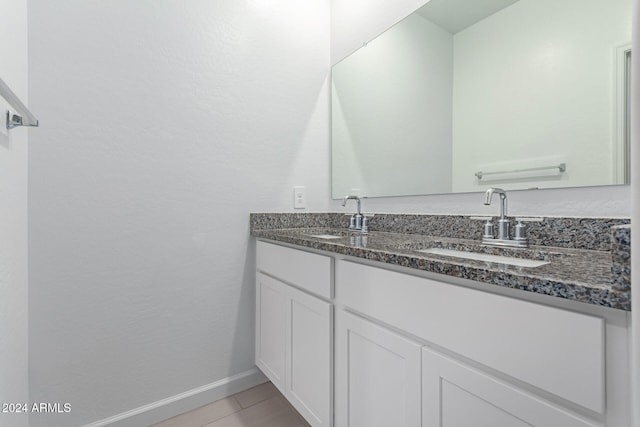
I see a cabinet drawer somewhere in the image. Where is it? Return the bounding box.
[257,241,333,299]
[336,260,605,413]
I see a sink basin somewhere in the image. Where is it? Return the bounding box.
[305,234,344,240]
[417,247,549,268]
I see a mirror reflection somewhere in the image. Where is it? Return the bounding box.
[331,0,632,198]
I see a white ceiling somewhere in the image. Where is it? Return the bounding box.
[416,0,520,34]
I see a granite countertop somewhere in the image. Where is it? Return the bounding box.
[252,226,631,311]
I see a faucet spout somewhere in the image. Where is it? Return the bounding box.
[484,188,507,219]
[342,195,362,215]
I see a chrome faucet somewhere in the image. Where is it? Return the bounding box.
[342,195,368,232]
[484,188,509,240]
[482,188,528,248]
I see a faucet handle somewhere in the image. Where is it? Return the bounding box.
[361,216,370,233]
[513,217,540,242]
[470,217,494,238]
[483,219,495,240]
[514,220,528,241]
[348,214,357,230]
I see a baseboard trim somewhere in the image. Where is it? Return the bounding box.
[82,367,267,427]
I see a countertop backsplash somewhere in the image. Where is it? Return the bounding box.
[250,213,630,251]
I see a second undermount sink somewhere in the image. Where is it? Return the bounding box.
[303,230,349,240]
[418,247,550,268]
[306,234,344,240]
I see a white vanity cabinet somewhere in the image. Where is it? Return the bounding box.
[255,241,333,427]
[255,241,630,427]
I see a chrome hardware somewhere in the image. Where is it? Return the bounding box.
[1,77,39,130]
[475,163,566,180]
[484,188,509,240]
[482,188,528,248]
[6,111,23,129]
[361,216,370,233]
[342,195,370,233]
[514,221,527,241]
[483,219,494,240]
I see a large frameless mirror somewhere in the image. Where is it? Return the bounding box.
[331,0,632,198]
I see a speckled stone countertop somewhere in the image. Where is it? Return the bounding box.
[250,213,631,311]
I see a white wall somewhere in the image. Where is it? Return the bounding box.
[28,1,330,426]
[0,0,29,426]
[630,0,639,423]
[332,13,453,198]
[330,0,631,218]
[452,0,632,193]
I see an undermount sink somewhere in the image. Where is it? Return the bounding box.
[305,233,344,240]
[417,247,550,268]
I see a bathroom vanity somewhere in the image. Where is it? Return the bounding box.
[251,213,631,427]
[271,0,635,423]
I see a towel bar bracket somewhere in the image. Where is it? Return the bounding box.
[6,110,38,130]
[1,76,39,130]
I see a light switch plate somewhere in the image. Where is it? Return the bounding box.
[293,186,306,209]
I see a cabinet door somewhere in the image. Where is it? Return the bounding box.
[255,273,287,393]
[422,347,599,427]
[286,286,333,426]
[335,311,421,427]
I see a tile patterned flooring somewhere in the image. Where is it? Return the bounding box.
[151,382,311,427]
